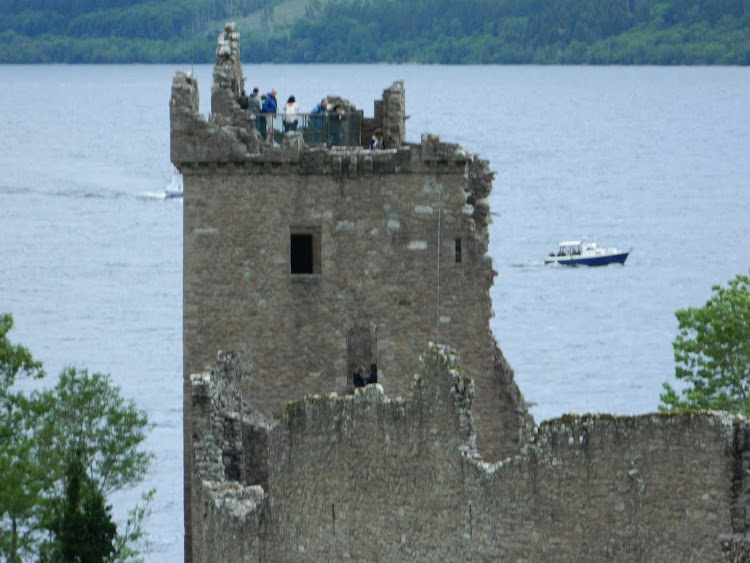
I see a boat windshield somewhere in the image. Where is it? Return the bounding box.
[557,242,581,256]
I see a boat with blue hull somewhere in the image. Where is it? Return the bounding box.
[545,240,631,266]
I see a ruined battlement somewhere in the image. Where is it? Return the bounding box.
[190,345,750,562]
[170,69,464,171]
[170,23,427,171]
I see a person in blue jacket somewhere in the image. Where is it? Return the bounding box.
[261,88,278,142]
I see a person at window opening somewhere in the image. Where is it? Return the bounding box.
[238,89,248,109]
[310,98,328,143]
[369,128,383,150]
[261,89,278,143]
[366,363,377,385]
[283,95,299,132]
[328,104,344,147]
[352,366,365,388]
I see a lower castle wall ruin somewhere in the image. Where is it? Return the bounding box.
[190,346,749,562]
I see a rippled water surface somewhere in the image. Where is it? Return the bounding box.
[1,64,748,561]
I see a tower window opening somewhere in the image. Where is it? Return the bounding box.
[455,238,462,263]
[291,228,321,274]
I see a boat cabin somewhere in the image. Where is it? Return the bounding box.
[555,241,583,257]
[553,241,603,257]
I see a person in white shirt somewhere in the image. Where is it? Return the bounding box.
[283,95,299,132]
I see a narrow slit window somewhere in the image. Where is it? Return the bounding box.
[455,238,462,263]
[290,228,321,274]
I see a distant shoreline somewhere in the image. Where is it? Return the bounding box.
[1,32,748,66]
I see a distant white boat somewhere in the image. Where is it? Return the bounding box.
[545,240,631,266]
[165,171,183,199]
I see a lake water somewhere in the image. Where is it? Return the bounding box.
[1,63,748,561]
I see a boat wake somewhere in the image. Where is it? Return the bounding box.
[136,191,172,200]
[136,170,183,201]
[508,262,547,269]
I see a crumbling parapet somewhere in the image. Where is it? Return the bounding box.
[209,22,262,154]
[189,353,269,562]
[190,372,221,483]
[212,22,243,115]
[464,156,495,237]
[190,352,246,484]
[420,343,480,460]
[532,410,737,460]
[170,70,257,164]
[382,80,406,148]
[170,70,200,117]
[730,420,750,537]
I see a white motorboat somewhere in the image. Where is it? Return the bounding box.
[545,240,631,266]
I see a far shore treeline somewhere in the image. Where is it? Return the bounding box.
[1,0,748,64]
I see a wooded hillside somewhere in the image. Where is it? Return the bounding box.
[1,0,748,64]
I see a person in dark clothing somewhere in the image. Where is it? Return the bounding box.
[247,87,262,114]
[328,104,344,147]
[366,364,377,385]
[257,94,268,139]
[368,128,383,150]
[310,98,328,143]
[352,367,365,388]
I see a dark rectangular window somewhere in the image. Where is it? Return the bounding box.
[290,227,321,274]
[455,238,462,263]
[291,234,313,273]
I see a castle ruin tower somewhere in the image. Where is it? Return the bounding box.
[171,23,532,560]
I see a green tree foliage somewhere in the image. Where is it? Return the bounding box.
[660,271,750,414]
[0,0,748,62]
[261,0,750,64]
[0,0,280,62]
[35,368,152,498]
[0,314,46,563]
[0,314,153,562]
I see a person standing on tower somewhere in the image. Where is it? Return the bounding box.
[283,95,299,132]
[261,88,278,143]
[310,98,328,143]
[247,87,262,113]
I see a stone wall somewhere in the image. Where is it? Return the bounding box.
[190,345,750,562]
[169,24,749,562]
[173,45,533,465]
[190,353,268,562]
[173,23,529,560]
[179,142,529,457]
